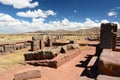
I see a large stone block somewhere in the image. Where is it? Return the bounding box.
[14,68,41,80]
[0,46,4,52]
[3,44,15,52]
[44,38,52,47]
[61,44,79,53]
[97,75,120,80]
[30,40,40,51]
[98,49,120,77]
[78,76,94,80]
[24,52,35,61]
[100,23,117,49]
[34,46,61,60]
[15,43,26,50]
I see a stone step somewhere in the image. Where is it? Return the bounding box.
[86,56,98,78]
[78,76,94,80]
[97,75,120,80]
[87,56,98,68]
[114,46,120,51]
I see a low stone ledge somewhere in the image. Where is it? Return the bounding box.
[26,49,81,68]
[14,68,41,80]
[78,76,94,80]
[97,75,120,80]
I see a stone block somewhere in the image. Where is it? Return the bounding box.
[15,43,26,50]
[14,68,41,80]
[100,23,117,49]
[45,39,52,47]
[3,44,15,52]
[0,46,4,52]
[61,44,79,53]
[69,40,74,44]
[24,52,35,61]
[39,39,45,49]
[78,76,94,80]
[30,40,40,51]
[98,49,120,77]
[97,75,120,80]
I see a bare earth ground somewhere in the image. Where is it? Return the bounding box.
[0,46,95,80]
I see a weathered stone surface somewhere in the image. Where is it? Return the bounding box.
[0,46,4,53]
[39,39,45,49]
[24,52,35,61]
[88,41,100,46]
[78,76,94,80]
[34,50,55,60]
[26,49,81,68]
[69,40,74,44]
[3,44,15,52]
[30,40,40,51]
[34,46,61,60]
[25,46,61,60]
[15,43,26,50]
[97,75,120,80]
[100,23,117,49]
[52,42,69,46]
[61,44,79,53]
[98,49,120,76]
[61,45,67,53]
[14,68,41,80]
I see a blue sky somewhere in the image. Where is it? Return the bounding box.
[0,0,120,33]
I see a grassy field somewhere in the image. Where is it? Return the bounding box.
[0,49,28,71]
[0,32,93,71]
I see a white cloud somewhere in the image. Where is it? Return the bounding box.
[101,19,109,23]
[0,13,120,33]
[107,11,118,17]
[16,9,56,18]
[0,0,38,9]
[0,13,17,22]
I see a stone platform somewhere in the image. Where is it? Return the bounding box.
[98,49,120,77]
[26,49,81,68]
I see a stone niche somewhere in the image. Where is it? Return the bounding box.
[100,23,117,49]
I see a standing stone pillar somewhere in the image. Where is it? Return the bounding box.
[39,39,45,49]
[100,23,117,49]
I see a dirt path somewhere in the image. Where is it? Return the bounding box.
[0,47,95,80]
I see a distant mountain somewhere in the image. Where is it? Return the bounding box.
[26,27,120,36]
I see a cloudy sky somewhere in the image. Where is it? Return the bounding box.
[0,0,120,33]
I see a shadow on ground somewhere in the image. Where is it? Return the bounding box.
[76,44,103,79]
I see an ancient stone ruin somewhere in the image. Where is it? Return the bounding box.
[78,23,120,80]
[0,41,30,54]
[24,35,80,68]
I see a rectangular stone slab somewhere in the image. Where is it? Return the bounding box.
[97,75,120,80]
[14,68,41,80]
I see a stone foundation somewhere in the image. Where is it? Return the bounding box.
[26,49,81,68]
[98,49,120,77]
